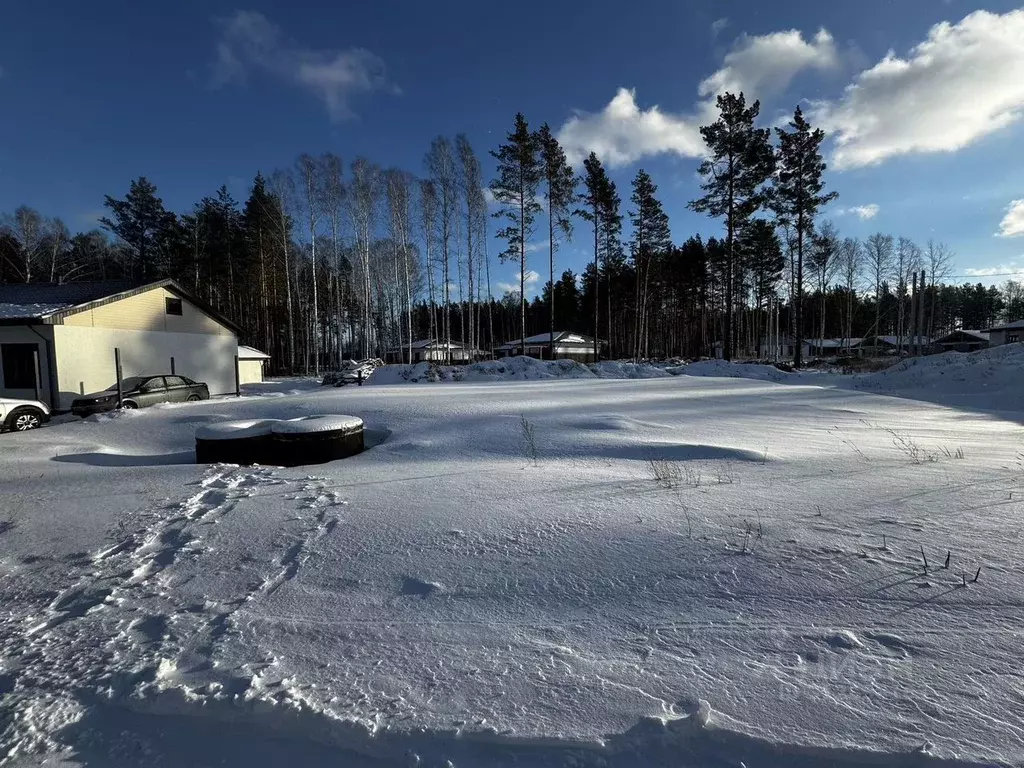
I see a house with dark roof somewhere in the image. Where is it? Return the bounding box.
[932,329,990,353]
[0,279,241,410]
[494,331,605,362]
[986,319,1024,346]
[383,339,489,364]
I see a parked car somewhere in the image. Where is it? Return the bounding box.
[0,396,51,432]
[71,375,209,417]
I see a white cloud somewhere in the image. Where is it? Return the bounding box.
[556,88,704,167]
[817,10,1024,169]
[212,10,394,120]
[963,262,1024,282]
[711,17,729,37]
[997,199,1024,238]
[837,203,880,220]
[556,29,837,167]
[497,269,541,295]
[697,29,838,102]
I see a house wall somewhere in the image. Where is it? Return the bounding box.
[989,330,1006,346]
[0,325,56,406]
[237,359,264,384]
[63,287,233,336]
[51,326,238,410]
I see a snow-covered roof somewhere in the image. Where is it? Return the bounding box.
[237,345,271,360]
[854,335,932,347]
[988,319,1024,331]
[495,331,600,349]
[0,281,137,320]
[934,330,990,343]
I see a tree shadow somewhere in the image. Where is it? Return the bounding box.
[53,451,196,467]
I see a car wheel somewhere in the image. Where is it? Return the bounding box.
[186,394,201,402]
[120,401,138,410]
[8,408,42,432]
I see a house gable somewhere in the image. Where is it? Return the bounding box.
[61,285,235,336]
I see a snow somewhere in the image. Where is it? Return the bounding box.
[1,349,1023,766]
[270,415,364,434]
[194,419,276,440]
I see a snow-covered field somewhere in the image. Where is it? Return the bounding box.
[2,349,1023,767]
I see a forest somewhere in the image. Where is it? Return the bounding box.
[2,92,1022,372]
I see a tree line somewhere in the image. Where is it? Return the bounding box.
[2,91,1021,372]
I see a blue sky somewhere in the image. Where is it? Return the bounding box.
[3,0,1024,294]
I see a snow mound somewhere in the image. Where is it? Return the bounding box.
[195,419,277,440]
[855,344,1024,411]
[372,357,688,385]
[591,361,675,379]
[372,357,598,384]
[271,415,364,435]
[683,360,797,382]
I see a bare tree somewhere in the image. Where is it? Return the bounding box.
[864,233,894,343]
[418,180,439,348]
[320,154,346,365]
[296,154,322,375]
[894,237,922,352]
[838,237,862,352]
[456,135,485,357]
[425,138,458,363]
[350,159,380,358]
[808,221,841,356]
[267,170,297,372]
[925,239,954,338]
[43,218,73,282]
[385,169,415,364]
[2,206,46,282]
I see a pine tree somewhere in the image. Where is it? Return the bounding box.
[577,152,616,361]
[243,173,276,357]
[739,219,783,356]
[773,105,836,366]
[490,113,542,355]
[629,169,671,361]
[100,177,177,281]
[689,93,775,361]
[536,123,576,358]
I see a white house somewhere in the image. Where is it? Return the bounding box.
[384,339,487,364]
[0,279,241,410]
[986,320,1024,346]
[495,331,604,362]
[237,345,271,384]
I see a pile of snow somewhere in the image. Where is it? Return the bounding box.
[591,361,676,379]
[372,357,599,384]
[373,357,693,385]
[854,344,1024,411]
[270,415,363,434]
[683,359,801,383]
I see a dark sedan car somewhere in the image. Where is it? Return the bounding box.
[71,375,210,417]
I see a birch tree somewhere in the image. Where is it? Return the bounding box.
[296,154,322,375]
[385,169,415,363]
[350,158,380,358]
[865,233,894,343]
[425,137,458,362]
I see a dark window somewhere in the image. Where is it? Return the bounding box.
[1009,333,1020,344]
[165,297,183,316]
[139,377,165,393]
[1,344,39,389]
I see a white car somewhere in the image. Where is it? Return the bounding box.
[0,396,51,432]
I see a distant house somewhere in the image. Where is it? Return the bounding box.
[758,336,809,361]
[237,346,271,384]
[494,331,604,362]
[986,320,1024,346]
[384,339,488,364]
[852,335,932,356]
[931,330,990,353]
[806,338,864,357]
[0,279,241,410]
